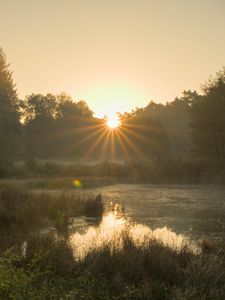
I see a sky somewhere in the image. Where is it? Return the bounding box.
[1,0,225,117]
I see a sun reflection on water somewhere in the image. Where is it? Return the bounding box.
[70,204,198,260]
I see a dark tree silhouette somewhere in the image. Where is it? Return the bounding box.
[120,108,171,159]
[0,47,22,157]
[1,46,225,165]
[23,93,96,158]
[190,67,225,160]
[123,93,193,158]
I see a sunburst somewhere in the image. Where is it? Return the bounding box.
[106,113,120,129]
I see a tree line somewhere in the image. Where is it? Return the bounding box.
[1,47,225,162]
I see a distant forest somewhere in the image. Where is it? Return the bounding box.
[1,47,225,163]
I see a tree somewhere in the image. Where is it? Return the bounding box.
[123,94,194,158]
[23,92,95,158]
[0,47,22,157]
[120,108,171,160]
[54,94,96,158]
[190,67,225,160]
[56,94,94,119]
[23,93,57,157]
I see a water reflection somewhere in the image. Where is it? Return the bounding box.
[70,203,197,260]
[96,184,225,240]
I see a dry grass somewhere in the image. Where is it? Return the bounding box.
[0,186,103,252]
[1,228,225,299]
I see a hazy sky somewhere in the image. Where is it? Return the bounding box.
[1,0,225,117]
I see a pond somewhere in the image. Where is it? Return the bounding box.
[71,184,225,240]
[69,184,225,258]
[97,184,225,240]
[2,184,224,258]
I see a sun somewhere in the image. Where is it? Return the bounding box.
[106,114,120,129]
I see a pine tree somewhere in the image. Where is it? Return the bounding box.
[0,47,22,158]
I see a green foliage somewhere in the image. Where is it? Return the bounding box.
[0,160,15,178]
[24,158,40,172]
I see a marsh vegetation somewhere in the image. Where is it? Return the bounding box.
[0,185,225,299]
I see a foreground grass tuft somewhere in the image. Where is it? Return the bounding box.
[1,228,225,299]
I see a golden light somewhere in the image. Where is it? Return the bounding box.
[106,113,120,129]
[72,179,82,188]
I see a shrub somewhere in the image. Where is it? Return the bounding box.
[0,160,15,178]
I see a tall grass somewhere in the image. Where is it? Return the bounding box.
[0,186,103,252]
[0,228,225,299]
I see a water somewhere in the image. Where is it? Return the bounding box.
[70,211,195,259]
[32,184,225,242]
[15,184,225,259]
[4,184,225,259]
[94,184,225,240]
[69,184,225,258]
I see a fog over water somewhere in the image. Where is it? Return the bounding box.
[68,184,225,258]
[72,184,225,240]
[98,184,225,240]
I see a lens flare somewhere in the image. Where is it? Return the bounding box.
[72,179,82,188]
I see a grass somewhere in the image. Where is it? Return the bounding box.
[0,186,103,253]
[0,229,225,299]
[0,176,119,190]
[1,158,225,185]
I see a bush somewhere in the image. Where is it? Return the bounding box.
[0,160,15,178]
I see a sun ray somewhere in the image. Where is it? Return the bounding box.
[123,122,161,133]
[110,130,116,160]
[81,127,108,161]
[40,122,103,144]
[98,129,111,160]
[114,129,132,160]
[121,126,154,145]
[118,128,145,158]
[60,125,106,156]
[121,125,165,152]
[73,126,105,148]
